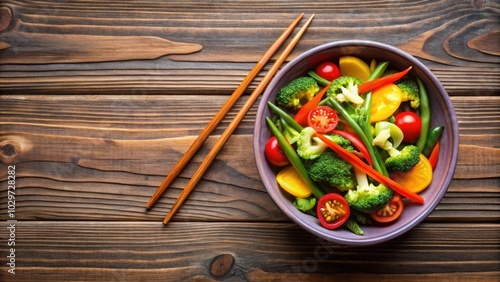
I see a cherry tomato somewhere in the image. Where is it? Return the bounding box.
[264,136,289,167]
[395,111,422,143]
[307,106,338,133]
[370,194,404,223]
[315,62,341,82]
[317,193,350,230]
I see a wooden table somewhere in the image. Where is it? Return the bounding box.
[1,1,499,281]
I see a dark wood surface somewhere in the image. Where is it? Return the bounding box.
[0,1,499,281]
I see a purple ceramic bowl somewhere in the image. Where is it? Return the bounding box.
[253,40,459,246]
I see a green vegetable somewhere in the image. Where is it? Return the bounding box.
[326,76,364,105]
[306,150,356,192]
[267,101,302,132]
[296,127,355,160]
[326,97,387,175]
[328,134,355,152]
[297,127,329,160]
[384,145,421,172]
[308,70,331,86]
[422,125,444,157]
[276,117,300,144]
[344,218,364,235]
[374,121,404,149]
[350,211,373,225]
[276,77,319,110]
[416,77,430,152]
[344,168,394,214]
[266,117,325,199]
[383,69,420,109]
[397,77,420,109]
[372,122,420,172]
[293,197,317,216]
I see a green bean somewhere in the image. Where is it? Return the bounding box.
[344,218,364,235]
[267,101,303,132]
[416,77,430,152]
[422,125,444,157]
[326,97,387,175]
[308,70,331,86]
[265,117,325,199]
[367,61,390,81]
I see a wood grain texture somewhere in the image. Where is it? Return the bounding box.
[0,0,499,280]
[0,95,499,222]
[0,32,203,64]
[0,221,498,281]
[0,0,498,94]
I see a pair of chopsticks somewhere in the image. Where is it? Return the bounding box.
[146,13,315,225]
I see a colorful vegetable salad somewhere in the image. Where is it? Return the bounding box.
[264,56,443,235]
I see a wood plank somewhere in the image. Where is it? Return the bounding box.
[0,0,498,95]
[0,221,498,281]
[0,95,499,222]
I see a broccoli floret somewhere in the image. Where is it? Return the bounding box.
[328,134,355,152]
[344,168,393,214]
[385,145,421,172]
[297,127,329,160]
[397,78,420,109]
[306,150,356,192]
[372,128,421,172]
[276,77,319,110]
[327,76,363,105]
[383,70,420,109]
[297,127,354,160]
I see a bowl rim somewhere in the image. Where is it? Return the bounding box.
[253,40,459,246]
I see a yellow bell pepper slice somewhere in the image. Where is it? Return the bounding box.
[276,165,312,198]
[339,56,372,82]
[370,83,403,122]
[390,154,433,193]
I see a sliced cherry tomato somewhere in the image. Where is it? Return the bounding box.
[307,106,338,133]
[331,129,373,165]
[315,62,341,82]
[428,141,440,170]
[370,83,403,123]
[317,193,350,230]
[265,136,289,166]
[370,194,404,223]
[395,111,422,143]
[276,165,312,198]
[390,154,433,193]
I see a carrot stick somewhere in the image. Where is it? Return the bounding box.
[315,133,424,204]
[294,81,332,126]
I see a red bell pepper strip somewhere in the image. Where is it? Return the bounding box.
[357,66,412,94]
[428,141,440,170]
[294,81,332,126]
[331,129,372,166]
[315,133,424,204]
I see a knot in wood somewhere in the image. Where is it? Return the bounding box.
[474,0,485,9]
[1,143,16,157]
[0,7,12,32]
[210,254,235,278]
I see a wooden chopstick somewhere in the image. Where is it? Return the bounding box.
[163,14,315,225]
[145,13,305,210]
